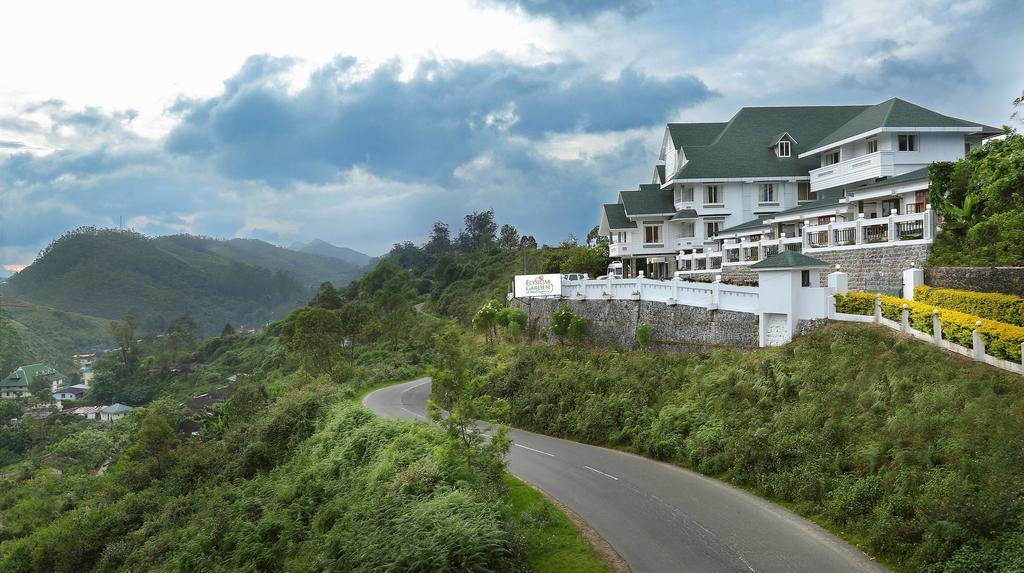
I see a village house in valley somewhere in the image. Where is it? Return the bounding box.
[599,98,1000,287]
[1,363,64,400]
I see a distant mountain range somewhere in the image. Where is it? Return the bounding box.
[2,228,375,338]
[290,239,374,267]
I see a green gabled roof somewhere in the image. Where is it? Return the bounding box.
[716,217,771,235]
[102,403,134,414]
[807,98,1002,153]
[619,185,675,217]
[750,251,830,270]
[3,363,60,388]
[670,209,698,221]
[669,105,870,180]
[845,167,930,194]
[655,164,666,184]
[603,203,636,229]
[667,122,728,149]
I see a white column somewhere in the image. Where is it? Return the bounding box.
[903,263,924,300]
[827,265,848,295]
[972,321,985,360]
[856,213,865,245]
[900,304,910,332]
[932,309,942,344]
[888,208,897,242]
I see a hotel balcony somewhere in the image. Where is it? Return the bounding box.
[809,151,895,193]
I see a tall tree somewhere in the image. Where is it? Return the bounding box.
[497,224,520,251]
[456,210,497,252]
[110,316,140,368]
[424,221,452,255]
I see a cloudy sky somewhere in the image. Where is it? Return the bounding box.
[1,0,1022,270]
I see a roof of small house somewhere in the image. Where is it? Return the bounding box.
[750,251,830,270]
[102,403,134,414]
[54,387,86,396]
[2,363,60,388]
[805,98,1002,154]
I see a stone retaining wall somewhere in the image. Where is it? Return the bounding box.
[706,244,930,291]
[925,267,1024,296]
[516,298,759,352]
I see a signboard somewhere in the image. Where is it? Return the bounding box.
[514,274,562,298]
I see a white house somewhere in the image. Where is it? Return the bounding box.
[53,386,86,404]
[599,98,1000,277]
[2,364,64,400]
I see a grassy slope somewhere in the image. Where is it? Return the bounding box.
[476,323,1024,572]
[2,298,115,373]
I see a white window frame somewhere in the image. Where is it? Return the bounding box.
[823,149,840,166]
[866,138,878,154]
[758,183,777,205]
[678,185,694,202]
[643,224,663,245]
[898,134,918,152]
[777,140,791,157]
[704,184,722,206]
[679,221,695,238]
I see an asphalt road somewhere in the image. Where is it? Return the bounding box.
[364,378,888,573]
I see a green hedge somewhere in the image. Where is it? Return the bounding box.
[834,292,1024,362]
[915,285,1024,326]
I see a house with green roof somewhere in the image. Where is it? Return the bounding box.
[2,363,64,400]
[598,97,999,279]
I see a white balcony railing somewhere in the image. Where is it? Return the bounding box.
[801,207,934,253]
[809,151,895,192]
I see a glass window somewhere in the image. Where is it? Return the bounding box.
[759,183,776,204]
[705,221,721,238]
[867,139,878,153]
[898,134,918,151]
[679,186,694,202]
[644,225,662,244]
[801,270,811,287]
[680,222,694,237]
[704,185,721,204]
[824,149,840,165]
[777,140,791,157]
[798,182,814,201]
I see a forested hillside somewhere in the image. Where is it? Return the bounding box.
[1,299,115,374]
[0,217,609,571]
[3,228,368,336]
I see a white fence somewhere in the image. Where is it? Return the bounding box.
[559,277,795,318]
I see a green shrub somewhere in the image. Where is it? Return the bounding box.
[915,285,1024,326]
[635,323,654,350]
[567,315,587,344]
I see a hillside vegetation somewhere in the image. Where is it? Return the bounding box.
[929,134,1024,266]
[293,238,375,267]
[3,227,367,336]
[0,226,609,572]
[1,299,115,373]
[471,323,1024,572]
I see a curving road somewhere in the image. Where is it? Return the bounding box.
[364,378,887,573]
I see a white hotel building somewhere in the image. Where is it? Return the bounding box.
[598,98,1000,280]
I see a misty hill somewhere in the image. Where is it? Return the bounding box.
[2,228,368,336]
[291,238,374,267]
[157,235,366,287]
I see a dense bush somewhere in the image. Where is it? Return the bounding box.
[475,324,1024,571]
[916,285,1024,326]
[835,292,1024,361]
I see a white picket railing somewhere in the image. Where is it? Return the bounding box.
[560,277,761,314]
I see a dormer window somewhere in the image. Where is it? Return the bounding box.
[776,140,791,157]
